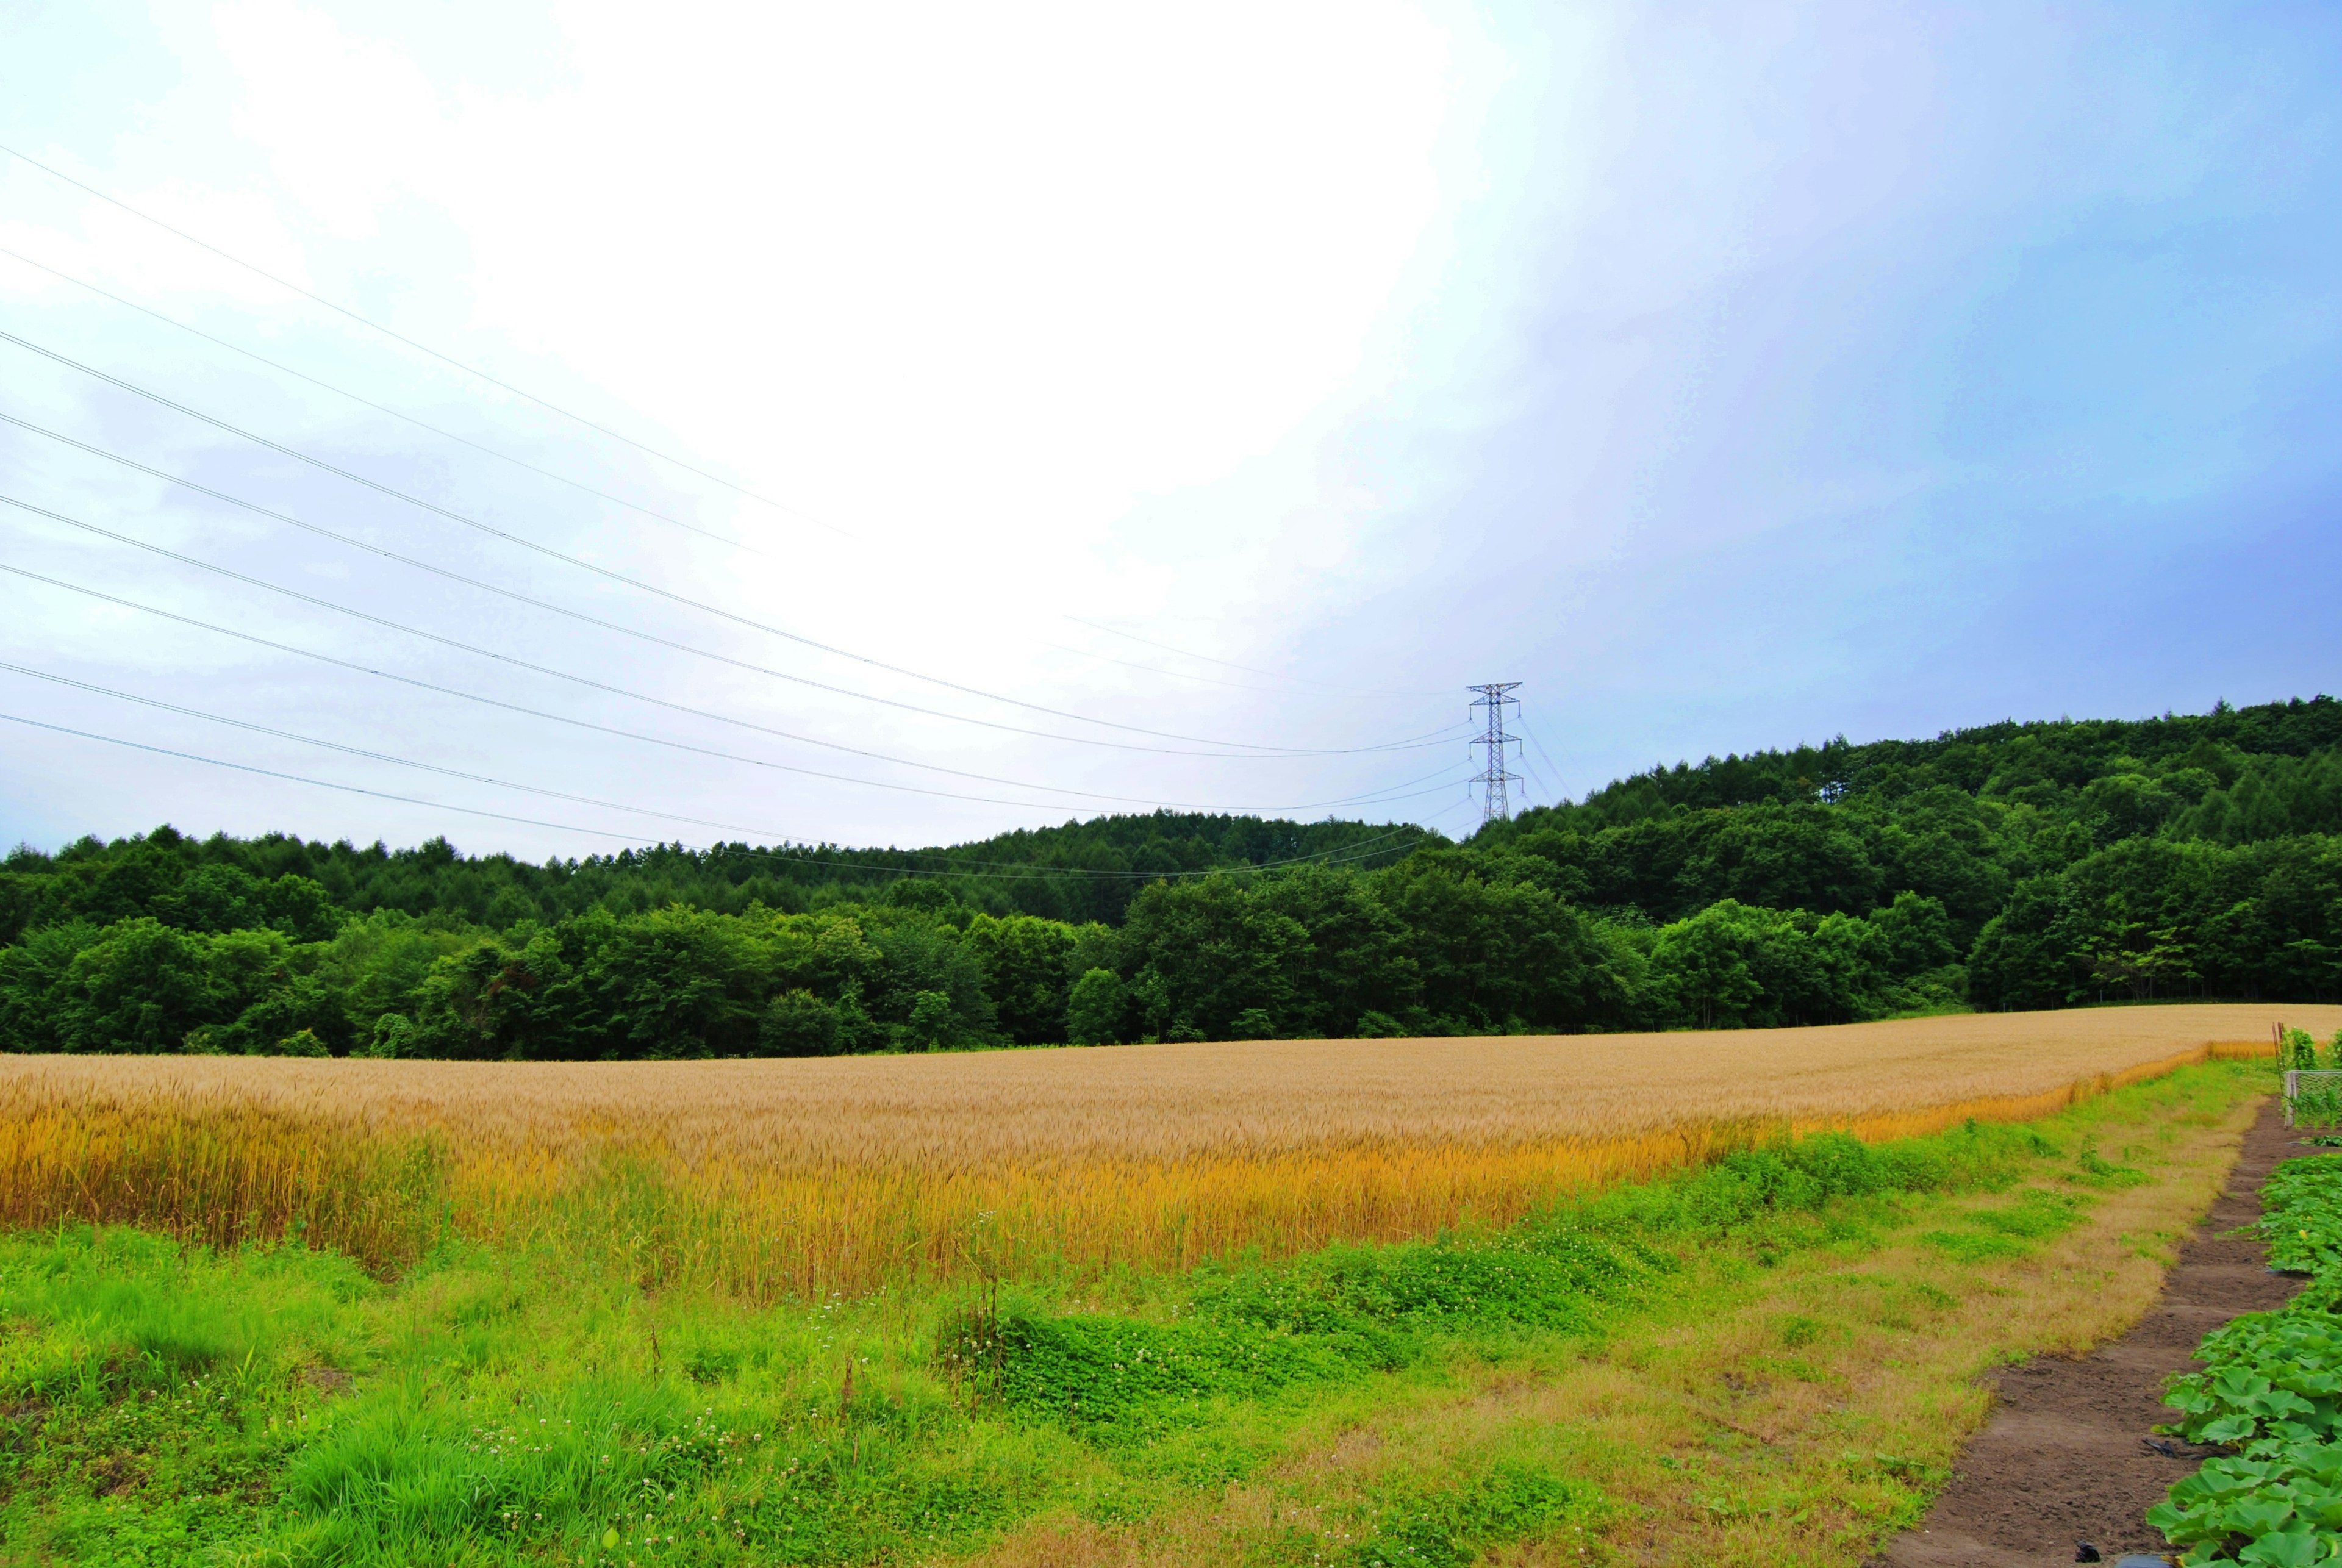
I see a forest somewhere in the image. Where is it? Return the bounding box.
[2,695,2337,1056]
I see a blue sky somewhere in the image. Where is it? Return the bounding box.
[1,0,2337,857]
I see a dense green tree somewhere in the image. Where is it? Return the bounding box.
[1252,864,1418,1037]
[1372,851,1624,1033]
[1065,968,1128,1045]
[207,975,352,1056]
[0,920,98,1052]
[860,913,995,1048]
[1120,874,1309,1042]
[963,913,1084,1046]
[7,695,2339,1057]
[309,910,481,1037]
[757,989,842,1056]
[1869,891,1958,977]
[6,918,307,1054]
[1968,878,2083,1011]
[1647,902,1765,1029]
[1644,901,1893,1029]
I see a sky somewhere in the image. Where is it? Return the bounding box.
[1,0,2338,860]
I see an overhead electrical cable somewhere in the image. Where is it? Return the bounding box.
[0,659,837,840]
[1297,837,1433,873]
[1525,726,1570,807]
[0,142,834,530]
[0,248,1458,729]
[0,701,1434,882]
[0,557,1470,817]
[1049,641,1292,697]
[0,332,1456,755]
[0,710,666,845]
[1,146,1428,714]
[0,243,757,556]
[0,242,1416,710]
[1509,737,1552,807]
[1037,638,1298,698]
[0,498,1461,801]
[9,662,1451,858]
[1064,615,1450,700]
[0,456,1462,761]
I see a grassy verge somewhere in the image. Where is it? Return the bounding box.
[0,1064,2271,1567]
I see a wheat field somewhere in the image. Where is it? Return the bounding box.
[0,1004,2324,1299]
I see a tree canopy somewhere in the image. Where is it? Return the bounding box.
[4,695,2336,1056]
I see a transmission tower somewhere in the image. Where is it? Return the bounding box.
[1467,682,1523,825]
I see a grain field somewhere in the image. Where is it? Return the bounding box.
[0,1004,2319,1298]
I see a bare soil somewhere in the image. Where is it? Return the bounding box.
[1877,1097,2305,1567]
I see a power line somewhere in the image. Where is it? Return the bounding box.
[0,709,670,846]
[1513,753,1549,808]
[0,152,1477,873]
[0,146,1443,723]
[2,241,1434,713]
[0,337,1452,762]
[1064,615,1449,699]
[8,327,1450,756]
[1509,724,1560,807]
[1524,725,1570,809]
[1037,637,1300,698]
[0,141,836,532]
[0,503,1465,809]
[0,243,757,556]
[0,706,1436,882]
[0,555,1471,818]
[4,660,1450,873]
[1,658,829,842]
[0,455,1463,762]
[1417,785,1483,837]
[1269,833,1435,875]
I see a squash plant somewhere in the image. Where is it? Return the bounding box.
[2151,1154,2342,1564]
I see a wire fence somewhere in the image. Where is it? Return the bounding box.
[2283,1070,2342,1129]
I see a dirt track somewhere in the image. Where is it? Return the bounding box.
[1877,1095,2303,1567]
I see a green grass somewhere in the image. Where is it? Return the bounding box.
[0,1065,2268,1567]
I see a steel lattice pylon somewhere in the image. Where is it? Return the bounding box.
[1467,682,1522,825]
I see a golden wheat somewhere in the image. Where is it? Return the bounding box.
[0,1005,2321,1298]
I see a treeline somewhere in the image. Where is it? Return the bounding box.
[0,855,1968,1057]
[0,812,1425,937]
[1,695,2337,1056]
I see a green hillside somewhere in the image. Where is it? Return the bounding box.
[3,695,2337,1055]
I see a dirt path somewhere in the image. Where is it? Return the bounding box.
[1877,1097,2304,1567]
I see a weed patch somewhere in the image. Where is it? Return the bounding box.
[1340,1458,1603,1567]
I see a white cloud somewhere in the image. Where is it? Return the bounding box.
[0,0,1502,853]
[13,1,2322,858]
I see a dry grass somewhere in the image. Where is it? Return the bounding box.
[0,1005,2323,1299]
